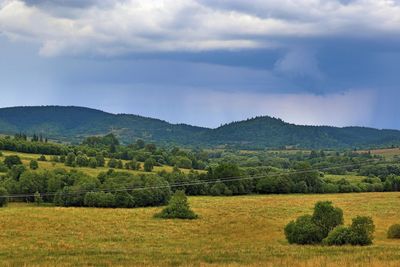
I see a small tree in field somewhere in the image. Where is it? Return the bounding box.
[387,224,400,239]
[0,187,8,207]
[34,191,43,206]
[30,160,39,170]
[154,190,198,219]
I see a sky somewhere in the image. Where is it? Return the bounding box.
[0,0,399,129]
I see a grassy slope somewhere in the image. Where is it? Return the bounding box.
[0,193,399,266]
[0,151,197,176]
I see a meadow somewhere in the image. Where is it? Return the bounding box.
[0,192,400,266]
[0,150,197,176]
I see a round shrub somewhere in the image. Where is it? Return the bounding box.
[30,160,39,170]
[284,215,324,244]
[154,190,198,219]
[348,216,375,246]
[323,226,352,246]
[387,224,400,239]
[0,187,9,207]
[312,201,344,237]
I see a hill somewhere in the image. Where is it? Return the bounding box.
[0,106,399,149]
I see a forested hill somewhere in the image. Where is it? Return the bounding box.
[0,106,399,149]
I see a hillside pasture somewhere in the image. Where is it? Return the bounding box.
[0,193,399,266]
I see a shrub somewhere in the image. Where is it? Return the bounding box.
[387,224,400,239]
[323,226,352,245]
[154,190,198,219]
[30,160,39,170]
[312,201,344,237]
[38,155,47,161]
[4,155,22,168]
[284,215,324,244]
[34,191,43,206]
[210,181,232,196]
[348,216,375,245]
[144,158,155,172]
[0,187,9,207]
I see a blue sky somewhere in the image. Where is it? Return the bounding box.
[0,0,399,129]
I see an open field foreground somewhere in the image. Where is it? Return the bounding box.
[0,193,400,266]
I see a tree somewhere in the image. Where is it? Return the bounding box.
[65,153,76,167]
[95,153,105,167]
[38,155,47,161]
[29,160,39,170]
[88,158,98,168]
[154,190,198,219]
[144,158,155,172]
[34,191,43,206]
[312,201,344,237]
[0,187,9,207]
[4,155,22,168]
[108,158,118,168]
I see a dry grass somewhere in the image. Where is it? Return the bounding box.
[0,193,399,266]
[358,148,400,159]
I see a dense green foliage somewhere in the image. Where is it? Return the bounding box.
[1,106,400,149]
[285,215,325,244]
[154,190,198,219]
[286,202,374,246]
[387,224,400,239]
[325,216,375,246]
[0,187,8,207]
[285,202,343,244]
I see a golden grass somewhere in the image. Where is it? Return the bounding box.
[0,150,199,176]
[358,148,400,159]
[0,193,400,266]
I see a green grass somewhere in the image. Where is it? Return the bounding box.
[0,150,199,176]
[0,193,400,266]
[324,174,366,184]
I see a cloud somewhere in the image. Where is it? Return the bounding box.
[1,0,400,56]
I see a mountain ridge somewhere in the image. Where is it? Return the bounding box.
[0,105,399,149]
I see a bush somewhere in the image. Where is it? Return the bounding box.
[4,155,22,168]
[144,158,155,172]
[323,226,352,245]
[312,201,344,237]
[154,190,198,219]
[30,160,39,170]
[38,155,47,161]
[387,224,400,239]
[285,215,324,244]
[348,216,375,246]
[0,187,8,207]
[34,191,43,206]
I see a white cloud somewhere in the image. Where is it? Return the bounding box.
[1,0,400,56]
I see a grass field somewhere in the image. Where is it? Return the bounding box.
[0,193,400,266]
[358,148,400,159]
[0,151,197,176]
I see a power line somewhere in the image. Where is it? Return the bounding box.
[0,158,392,199]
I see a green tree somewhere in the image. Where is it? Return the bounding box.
[65,153,76,167]
[144,158,155,172]
[154,190,198,219]
[349,216,375,245]
[34,191,43,206]
[29,160,39,170]
[0,187,9,207]
[312,201,344,237]
[4,155,22,168]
